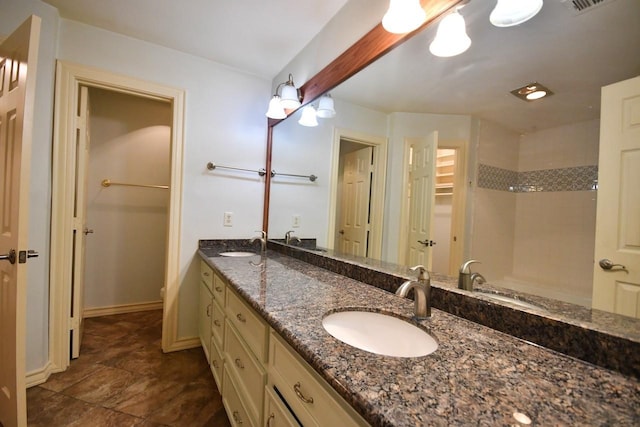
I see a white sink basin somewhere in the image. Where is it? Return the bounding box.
[219,251,257,257]
[322,311,438,358]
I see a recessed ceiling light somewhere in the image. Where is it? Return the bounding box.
[510,82,553,101]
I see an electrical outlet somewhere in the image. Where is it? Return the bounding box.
[292,214,301,228]
[223,212,233,227]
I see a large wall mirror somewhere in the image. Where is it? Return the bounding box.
[267,0,640,313]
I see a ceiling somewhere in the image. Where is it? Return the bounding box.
[332,0,640,133]
[42,0,350,78]
[42,0,640,133]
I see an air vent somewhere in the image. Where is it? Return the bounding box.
[560,0,617,14]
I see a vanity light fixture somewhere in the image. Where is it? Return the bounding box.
[490,0,543,27]
[429,8,471,57]
[382,0,426,34]
[316,93,336,118]
[298,105,319,127]
[510,82,553,101]
[265,73,301,119]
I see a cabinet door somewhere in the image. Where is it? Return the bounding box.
[199,281,213,362]
[223,368,256,427]
[264,386,300,427]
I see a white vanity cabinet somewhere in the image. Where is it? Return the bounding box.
[199,261,214,363]
[200,258,369,427]
[267,332,368,427]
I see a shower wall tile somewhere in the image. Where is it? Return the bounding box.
[478,164,598,193]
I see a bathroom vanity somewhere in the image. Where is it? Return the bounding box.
[198,241,639,426]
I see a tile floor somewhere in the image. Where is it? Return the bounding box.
[27,310,231,426]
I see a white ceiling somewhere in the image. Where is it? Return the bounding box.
[332,0,640,133]
[42,0,640,133]
[42,0,350,78]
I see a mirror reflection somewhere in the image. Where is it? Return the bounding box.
[269,0,640,311]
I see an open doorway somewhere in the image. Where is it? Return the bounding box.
[50,62,185,374]
[327,129,387,260]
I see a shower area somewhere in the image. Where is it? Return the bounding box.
[469,118,599,307]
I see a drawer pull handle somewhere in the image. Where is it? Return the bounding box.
[206,304,211,317]
[293,382,314,404]
[212,360,219,368]
[234,358,245,369]
[236,313,246,323]
[213,319,221,327]
[232,410,243,424]
[203,272,210,276]
[266,413,275,427]
[215,286,223,292]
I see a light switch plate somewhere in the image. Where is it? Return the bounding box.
[292,215,301,228]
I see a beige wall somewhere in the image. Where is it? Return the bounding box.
[84,88,171,310]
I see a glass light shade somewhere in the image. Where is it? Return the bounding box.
[526,90,547,100]
[490,0,543,27]
[298,106,319,127]
[382,0,426,34]
[429,11,471,58]
[280,83,301,109]
[316,94,336,118]
[265,95,287,119]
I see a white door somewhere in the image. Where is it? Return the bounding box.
[70,86,91,358]
[592,75,640,318]
[0,15,41,427]
[338,147,372,257]
[406,133,438,268]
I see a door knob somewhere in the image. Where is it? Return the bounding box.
[84,228,94,235]
[0,249,17,264]
[599,259,627,272]
[339,230,345,235]
[417,239,436,247]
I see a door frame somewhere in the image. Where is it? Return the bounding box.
[49,61,185,372]
[327,128,387,259]
[398,136,468,270]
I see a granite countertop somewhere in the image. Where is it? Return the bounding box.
[199,249,640,426]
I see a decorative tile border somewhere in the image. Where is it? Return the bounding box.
[478,164,598,192]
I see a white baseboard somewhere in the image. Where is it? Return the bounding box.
[83,300,164,318]
[163,336,200,352]
[26,361,58,388]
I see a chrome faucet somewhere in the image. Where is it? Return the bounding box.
[250,230,267,253]
[285,230,301,245]
[396,265,432,319]
[458,260,485,291]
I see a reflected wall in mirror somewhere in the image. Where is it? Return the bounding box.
[268,0,640,311]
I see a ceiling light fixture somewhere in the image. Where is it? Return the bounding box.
[429,8,471,57]
[265,74,301,119]
[510,82,553,101]
[316,93,336,118]
[298,105,319,127]
[490,0,544,27]
[382,0,426,34]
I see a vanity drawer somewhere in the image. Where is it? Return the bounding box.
[223,368,256,427]
[225,289,268,362]
[210,337,224,393]
[211,298,225,348]
[224,320,266,426]
[264,386,299,427]
[212,272,226,303]
[200,260,213,291]
[268,332,367,427]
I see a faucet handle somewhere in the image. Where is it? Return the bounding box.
[460,259,480,273]
[410,265,430,281]
[255,230,266,238]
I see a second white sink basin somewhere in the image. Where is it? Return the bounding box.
[322,311,438,358]
[219,251,257,257]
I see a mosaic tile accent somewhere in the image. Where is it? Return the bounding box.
[478,164,598,192]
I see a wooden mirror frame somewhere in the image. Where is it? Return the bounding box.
[262,0,464,232]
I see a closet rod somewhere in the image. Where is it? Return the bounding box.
[101,179,169,190]
[206,161,267,177]
[270,170,317,182]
